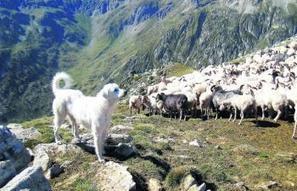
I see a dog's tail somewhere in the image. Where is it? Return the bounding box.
[52,72,73,95]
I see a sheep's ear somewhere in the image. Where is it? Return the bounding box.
[239,84,244,90]
[250,89,255,97]
[210,85,216,92]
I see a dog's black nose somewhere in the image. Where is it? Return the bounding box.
[123,90,128,96]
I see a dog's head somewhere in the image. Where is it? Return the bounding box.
[99,83,126,102]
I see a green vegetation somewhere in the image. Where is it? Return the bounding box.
[166,63,195,77]
[21,104,297,190]
[21,116,72,148]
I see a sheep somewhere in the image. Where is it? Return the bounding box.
[148,93,164,115]
[212,86,242,120]
[193,83,207,104]
[219,89,257,125]
[199,86,216,119]
[156,93,188,121]
[129,95,143,114]
[254,85,288,122]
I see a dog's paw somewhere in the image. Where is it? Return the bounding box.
[55,140,62,145]
[98,158,105,163]
[292,135,297,140]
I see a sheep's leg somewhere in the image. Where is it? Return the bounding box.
[206,108,210,120]
[293,109,297,139]
[239,110,244,125]
[233,108,237,122]
[215,109,218,120]
[261,105,265,120]
[138,108,140,114]
[273,109,282,122]
[228,113,233,121]
[179,110,183,121]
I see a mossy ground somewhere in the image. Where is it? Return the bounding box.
[20,105,297,191]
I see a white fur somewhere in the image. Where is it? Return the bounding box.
[52,73,125,162]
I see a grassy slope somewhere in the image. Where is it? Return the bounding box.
[21,103,297,190]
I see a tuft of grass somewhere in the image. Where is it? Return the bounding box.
[73,178,97,191]
[164,166,200,190]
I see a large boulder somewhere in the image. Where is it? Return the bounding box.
[0,160,16,187]
[95,161,136,191]
[77,133,137,160]
[33,143,81,172]
[0,126,31,187]
[0,126,50,190]
[1,166,51,191]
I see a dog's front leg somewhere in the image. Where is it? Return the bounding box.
[92,123,104,163]
[101,128,108,155]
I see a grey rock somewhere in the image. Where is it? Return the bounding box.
[181,174,197,190]
[33,143,81,171]
[188,184,200,191]
[148,178,162,191]
[110,125,133,134]
[189,139,205,148]
[1,166,51,191]
[112,143,137,160]
[197,183,206,191]
[78,133,137,160]
[0,160,16,187]
[258,181,279,190]
[0,126,31,172]
[106,134,133,145]
[7,123,41,143]
[234,181,249,191]
[95,161,136,191]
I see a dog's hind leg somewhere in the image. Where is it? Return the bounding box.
[69,115,80,143]
[53,115,64,144]
[53,100,65,144]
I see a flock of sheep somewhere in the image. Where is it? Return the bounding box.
[129,39,297,140]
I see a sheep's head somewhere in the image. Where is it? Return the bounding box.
[211,85,222,93]
[156,93,166,102]
[219,102,230,111]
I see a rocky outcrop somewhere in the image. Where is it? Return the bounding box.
[0,126,50,190]
[33,143,81,179]
[0,127,31,186]
[77,133,137,160]
[7,123,41,143]
[1,166,51,191]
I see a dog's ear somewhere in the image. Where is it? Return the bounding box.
[99,86,109,99]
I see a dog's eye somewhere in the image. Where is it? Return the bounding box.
[114,88,119,93]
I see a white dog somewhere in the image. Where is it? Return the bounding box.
[52,72,126,162]
[52,72,84,141]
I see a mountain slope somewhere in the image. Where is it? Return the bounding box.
[0,0,297,122]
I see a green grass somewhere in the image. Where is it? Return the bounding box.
[73,178,97,191]
[166,63,195,77]
[21,116,73,148]
[21,104,297,190]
